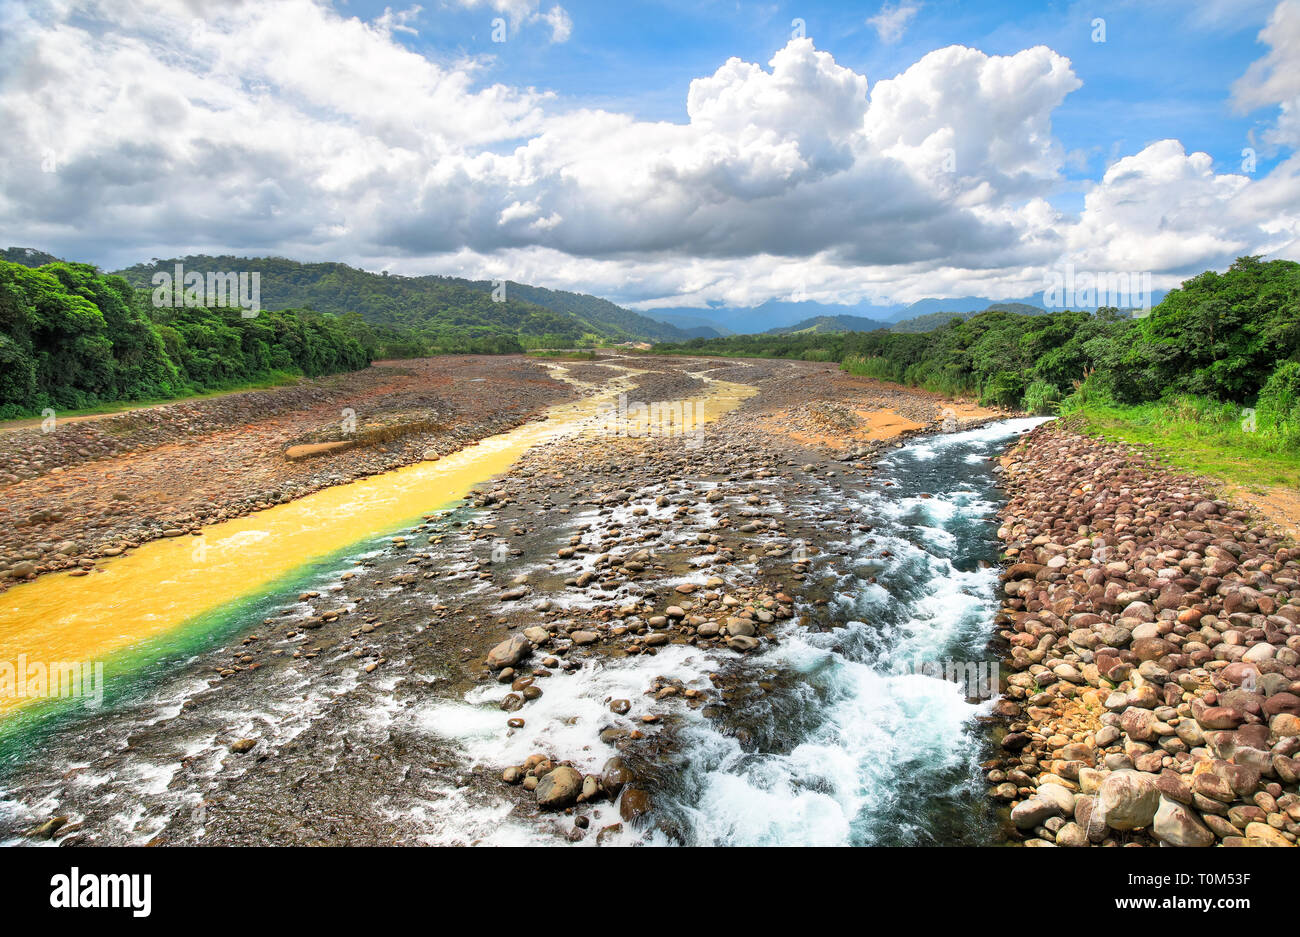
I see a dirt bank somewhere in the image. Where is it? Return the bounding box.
[0,356,582,590]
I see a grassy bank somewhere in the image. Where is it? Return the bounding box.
[1065,396,1300,491]
[0,371,305,428]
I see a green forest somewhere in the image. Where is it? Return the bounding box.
[653,256,1300,451]
[113,255,698,355]
[0,260,370,418]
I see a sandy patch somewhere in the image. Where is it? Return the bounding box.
[1229,485,1300,540]
[284,441,355,461]
[762,399,1001,450]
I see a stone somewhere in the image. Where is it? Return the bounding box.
[1152,797,1215,847]
[1120,707,1158,742]
[1055,822,1088,846]
[619,787,652,822]
[1244,822,1294,847]
[1097,770,1160,830]
[28,816,68,839]
[535,766,583,809]
[487,633,531,670]
[1012,796,1063,830]
[1036,782,1077,816]
[725,618,756,637]
[601,756,633,797]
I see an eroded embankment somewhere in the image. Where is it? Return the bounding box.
[987,422,1300,847]
[0,356,584,591]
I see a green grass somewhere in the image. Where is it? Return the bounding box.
[1067,397,1300,490]
[0,371,305,427]
[525,349,599,360]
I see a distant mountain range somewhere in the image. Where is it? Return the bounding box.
[762,300,1080,336]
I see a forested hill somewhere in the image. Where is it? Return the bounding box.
[1,247,62,267]
[114,256,699,345]
[764,313,891,335]
[766,302,1053,336]
[473,279,704,341]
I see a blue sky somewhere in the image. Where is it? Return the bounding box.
[370,0,1289,190]
[4,0,1298,317]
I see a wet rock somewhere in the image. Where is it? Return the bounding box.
[28,816,68,839]
[487,633,531,670]
[535,765,583,809]
[619,787,652,822]
[600,756,633,797]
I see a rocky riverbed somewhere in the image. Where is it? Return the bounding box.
[8,354,1292,847]
[3,353,1015,846]
[987,418,1300,847]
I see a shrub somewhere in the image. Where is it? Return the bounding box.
[982,371,1025,408]
[1021,380,1062,415]
[1256,360,1300,447]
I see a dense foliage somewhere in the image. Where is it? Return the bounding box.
[654,257,1300,445]
[114,256,696,353]
[0,261,369,418]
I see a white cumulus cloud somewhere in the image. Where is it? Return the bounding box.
[1,0,1298,312]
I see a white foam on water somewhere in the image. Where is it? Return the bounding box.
[625,417,1035,845]
[405,642,726,844]
[672,640,983,845]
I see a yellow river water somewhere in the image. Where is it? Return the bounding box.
[0,370,756,719]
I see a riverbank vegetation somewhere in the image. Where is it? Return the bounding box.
[0,261,370,418]
[654,257,1300,469]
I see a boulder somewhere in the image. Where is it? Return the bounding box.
[1097,770,1160,830]
[1151,797,1215,847]
[535,766,583,809]
[486,633,531,670]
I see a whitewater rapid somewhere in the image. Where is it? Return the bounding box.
[403,417,1050,845]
